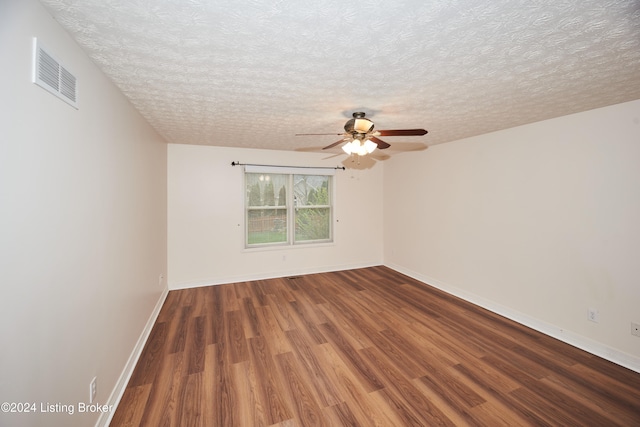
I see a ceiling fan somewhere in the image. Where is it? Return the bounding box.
[296,112,428,156]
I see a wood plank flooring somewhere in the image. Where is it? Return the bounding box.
[110,266,640,426]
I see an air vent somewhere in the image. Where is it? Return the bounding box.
[32,38,78,109]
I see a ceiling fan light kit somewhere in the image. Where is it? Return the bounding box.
[342,138,378,156]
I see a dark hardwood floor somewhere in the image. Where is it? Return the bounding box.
[110,266,640,426]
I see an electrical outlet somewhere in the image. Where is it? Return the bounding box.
[587,308,599,323]
[632,322,640,337]
[89,377,97,404]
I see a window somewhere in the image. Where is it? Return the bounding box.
[245,169,333,248]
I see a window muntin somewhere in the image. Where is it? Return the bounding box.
[245,172,332,247]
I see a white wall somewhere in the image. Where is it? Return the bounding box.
[168,144,384,288]
[384,100,640,371]
[0,1,168,426]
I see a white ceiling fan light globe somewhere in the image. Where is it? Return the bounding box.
[364,139,377,153]
[354,139,368,156]
[342,141,354,155]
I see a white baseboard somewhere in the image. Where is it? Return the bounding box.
[385,262,640,374]
[96,286,169,427]
[169,261,381,290]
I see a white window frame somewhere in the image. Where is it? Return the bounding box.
[244,166,334,249]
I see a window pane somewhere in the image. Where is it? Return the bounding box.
[294,175,330,207]
[246,173,287,207]
[247,208,287,244]
[295,207,331,242]
[246,173,288,245]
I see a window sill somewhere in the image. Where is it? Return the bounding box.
[242,241,335,253]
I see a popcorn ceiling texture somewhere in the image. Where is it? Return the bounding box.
[40,0,640,152]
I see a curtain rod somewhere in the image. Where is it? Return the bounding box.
[231,161,345,170]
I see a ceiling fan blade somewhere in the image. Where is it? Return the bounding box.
[377,129,428,136]
[296,133,343,136]
[323,138,347,150]
[370,136,391,149]
[385,142,428,152]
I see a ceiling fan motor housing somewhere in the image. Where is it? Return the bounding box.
[344,112,374,134]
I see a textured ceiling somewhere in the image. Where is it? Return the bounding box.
[40,0,640,154]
